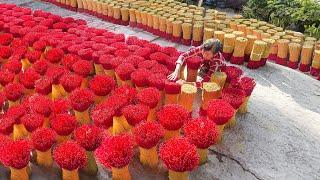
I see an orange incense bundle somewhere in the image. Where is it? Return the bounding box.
[207,99,235,143]
[186,56,202,82]
[122,104,149,130]
[95,134,134,180]
[137,87,161,121]
[31,128,57,167]
[34,77,53,99]
[237,77,256,113]
[0,139,31,180]
[159,137,199,180]
[133,121,164,169]
[131,68,153,90]
[221,87,246,128]
[115,63,136,87]
[69,88,94,124]
[157,104,189,140]
[178,83,197,113]
[72,60,93,88]
[89,75,115,104]
[50,114,78,143]
[74,125,103,175]
[311,50,320,76]
[45,65,67,99]
[4,82,24,108]
[19,68,41,96]
[164,80,181,104]
[53,141,87,180]
[60,73,83,96]
[91,103,115,134]
[183,117,218,164]
[27,94,53,127]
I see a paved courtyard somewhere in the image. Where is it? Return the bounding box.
[1,1,320,180]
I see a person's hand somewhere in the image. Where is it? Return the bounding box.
[167,63,182,81]
[167,69,179,81]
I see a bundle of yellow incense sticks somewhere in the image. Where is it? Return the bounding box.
[288,43,301,69]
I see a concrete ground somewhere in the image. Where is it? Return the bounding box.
[0,1,320,180]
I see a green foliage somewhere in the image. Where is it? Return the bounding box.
[242,0,269,21]
[305,24,320,39]
[243,0,320,34]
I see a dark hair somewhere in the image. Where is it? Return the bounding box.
[203,39,223,54]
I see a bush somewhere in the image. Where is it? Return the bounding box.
[243,0,320,36]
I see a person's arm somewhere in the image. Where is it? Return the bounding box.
[167,46,203,81]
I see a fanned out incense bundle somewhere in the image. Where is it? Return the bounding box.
[74,125,103,176]
[159,137,199,180]
[35,77,53,99]
[122,104,149,130]
[53,141,87,180]
[103,95,129,135]
[115,63,135,87]
[131,68,152,90]
[60,73,83,96]
[89,75,115,104]
[222,33,236,61]
[299,44,314,72]
[247,40,267,69]
[276,39,290,66]
[50,114,77,143]
[133,121,164,169]
[237,77,256,113]
[19,67,40,96]
[69,88,94,124]
[45,66,66,100]
[183,117,218,164]
[221,87,246,128]
[310,50,320,76]
[137,87,161,121]
[72,59,93,88]
[4,82,24,108]
[178,83,197,113]
[157,104,189,140]
[260,38,275,67]
[91,103,114,135]
[0,139,31,180]
[207,99,235,143]
[6,106,28,140]
[288,43,301,69]
[230,37,248,65]
[31,128,57,168]
[95,134,134,180]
